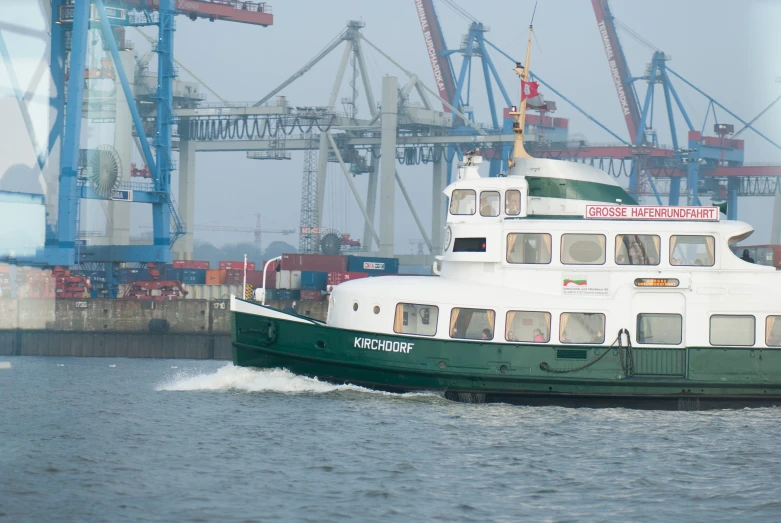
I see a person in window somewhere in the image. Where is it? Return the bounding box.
[481,328,492,340]
[671,257,682,266]
[648,255,658,265]
[506,193,520,215]
[628,243,644,264]
[741,249,755,263]
[507,330,516,341]
[617,254,627,264]
[480,195,493,217]
[533,329,546,342]
[694,259,703,266]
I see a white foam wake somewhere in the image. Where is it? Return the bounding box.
[156,364,372,394]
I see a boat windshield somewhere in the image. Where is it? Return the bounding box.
[526,176,637,204]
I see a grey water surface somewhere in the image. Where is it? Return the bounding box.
[2,356,781,522]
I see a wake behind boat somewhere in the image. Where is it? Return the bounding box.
[230,22,781,410]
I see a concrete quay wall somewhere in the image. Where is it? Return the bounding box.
[0,298,328,359]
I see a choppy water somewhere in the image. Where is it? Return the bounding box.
[2,357,781,522]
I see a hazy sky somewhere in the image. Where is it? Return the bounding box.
[3,0,781,252]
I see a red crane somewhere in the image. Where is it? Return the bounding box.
[414,0,458,111]
[591,0,642,143]
[116,0,273,26]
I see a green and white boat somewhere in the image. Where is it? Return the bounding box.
[230,26,781,410]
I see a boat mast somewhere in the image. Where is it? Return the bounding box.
[509,18,535,166]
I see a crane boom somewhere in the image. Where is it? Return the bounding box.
[591,0,642,143]
[414,0,457,111]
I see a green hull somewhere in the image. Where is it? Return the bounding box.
[232,306,781,410]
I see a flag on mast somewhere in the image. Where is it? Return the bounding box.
[520,80,539,102]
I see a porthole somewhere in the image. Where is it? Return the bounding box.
[352,302,359,311]
[373,305,380,315]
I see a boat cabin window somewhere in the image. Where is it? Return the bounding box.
[766,316,781,346]
[710,315,755,346]
[506,311,551,343]
[454,237,486,252]
[450,189,476,215]
[505,190,521,216]
[507,233,552,264]
[637,313,682,345]
[394,303,438,337]
[561,234,606,265]
[616,235,661,266]
[560,313,605,344]
[480,191,500,217]
[670,235,715,266]
[450,307,495,340]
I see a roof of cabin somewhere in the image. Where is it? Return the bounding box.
[507,157,623,188]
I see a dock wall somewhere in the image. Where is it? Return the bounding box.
[0,298,328,359]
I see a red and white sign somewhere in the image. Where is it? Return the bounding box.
[585,205,720,221]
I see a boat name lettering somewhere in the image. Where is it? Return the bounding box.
[585,204,719,221]
[354,337,414,353]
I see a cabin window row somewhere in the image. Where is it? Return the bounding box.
[450,189,522,217]
[393,305,781,347]
[506,233,715,267]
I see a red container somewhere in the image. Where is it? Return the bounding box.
[244,270,263,287]
[173,260,210,270]
[219,261,256,271]
[300,289,323,301]
[327,271,369,285]
[225,269,245,285]
[281,254,347,272]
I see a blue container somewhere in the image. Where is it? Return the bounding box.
[301,271,328,290]
[166,268,183,281]
[265,289,278,301]
[180,269,206,285]
[276,289,300,301]
[347,256,399,275]
[117,268,151,284]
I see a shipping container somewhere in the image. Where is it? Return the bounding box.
[172,260,210,270]
[205,269,227,285]
[346,256,399,274]
[245,270,264,288]
[180,269,206,285]
[225,269,245,286]
[277,270,291,289]
[219,261,257,271]
[182,284,243,300]
[281,253,347,272]
[290,270,302,290]
[276,289,300,301]
[117,268,152,284]
[327,271,369,285]
[301,271,328,290]
[300,289,324,301]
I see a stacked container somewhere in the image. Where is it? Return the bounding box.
[346,256,399,275]
[327,271,369,286]
[219,261,256,270]
[205,269,227,285]
[172,260,210,270]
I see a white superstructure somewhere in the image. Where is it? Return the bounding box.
[329,154,781,351]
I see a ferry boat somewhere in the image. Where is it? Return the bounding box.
[230,25,781,410]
